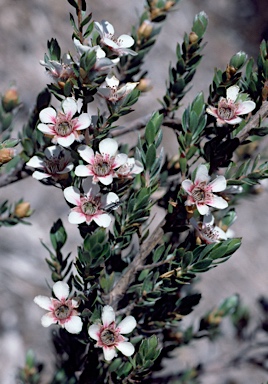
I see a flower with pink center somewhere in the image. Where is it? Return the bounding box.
[190,215,227,244]
[181,164,228,215]
[95,20,137,57]
[40,53,75,83]
[206,85,256,126]
[37,98,91,147]
[117,157,144,179]
[88,305,137,361]
[34,281,82,334]
[64,177,119,227]
[98,73,138,103]
[26,145,73,180]
[75,138,128,185]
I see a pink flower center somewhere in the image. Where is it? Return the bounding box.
[100,328,117,346]
[81,197,100,215]
[218,100,236,120]
[191,182,207,202]
[54,304,72,320]
[93,154,113,176]
[55,121,73,136]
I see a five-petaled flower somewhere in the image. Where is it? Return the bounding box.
[64,177,119,227]
[34,281,82,334]
[206,85,256,126]
[95,20,137,57]
[88,305,136,361]
[26,145,73,180]
[181,164,228,215]
[117,157,144,179]
[98,73,138,103]
[190,214,227,244]
[37,98,91,147]
[75,138,128,185]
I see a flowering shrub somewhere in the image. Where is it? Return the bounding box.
[1,0,268,383]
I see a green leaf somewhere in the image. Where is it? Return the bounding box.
[145,144,156,169]
[50,219,67,252]
[145,121,156,145]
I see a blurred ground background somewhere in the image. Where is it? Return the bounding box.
[0,0,268,383]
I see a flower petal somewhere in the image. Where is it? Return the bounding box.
[39,107,57,124]
[195,164,210,184]
[116,341,135,356]
[68,211,86,224]
[32,171,51,180]
[75,165,92,177]
[64,316,83,334]
[76,113,91,130]
[57,134,75,147]
[62,98,77,117]
[226,85,239,101]
[88,324,101,340]
[208,195,228,210]
[64,186,81,205]
[83,177,100,195]
[77,145,94,163]
[26,156,44,169]
[93,213,111,228]
[103,346,116,361]
[41,312,57,327]
[98,174,114,185]
[208,176,226,192]
[196,203,210,215]
[117,316,136,334]
[53,281,69,300]
[37,123,54,135]
[114,153,128,168]
[102,305,115,327]
[99,138,118,156]
[181,179,193,194]
[106,73,119,88]
[236,100,256,115]
[34,295,52,310]
[117,34,135,48]
[206,106,218,118]
[225,116,242,125]
[215,226,227,240]
[44,145,61,158]
[106,192,119,206]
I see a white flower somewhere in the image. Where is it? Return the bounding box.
[190,214,227,244]
[88,305,136,361]
[37,98,91,147]
[206,85,256,126]
[182,164,228,215]
[98,73,138,103]
[64,177,119,227]
[75,138,128,185]
[95,20,137,57]
[117,158,144,179]
[34,281,82,334]
[40,54,75,82]
[26,145,73,180]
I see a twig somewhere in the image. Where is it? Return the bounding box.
[236,100,268,142]
[77,0,84,43]
[107,218,165,311]
[136,256,175,271]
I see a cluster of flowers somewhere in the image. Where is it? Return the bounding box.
[34,281,136,361]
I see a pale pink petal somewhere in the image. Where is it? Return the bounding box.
[103,346,117,361]
[236,100,256,115]
[77,145,95,163]
[93,213,111,228]
[41,312,57,327]
[195,164,210,184]
[26,156,44,169]
[102,20,114,35]
[37,123,55,135]
[88,324,101,341]
[39,107,57,123]
[226,85,239,101]
[116,341,135,356]
[106,74,119,88]
[102,305,115,326]
[34,295,52,310]
[208,195,228,210]
[62,98,77,117]
[75,165,92,177]
[117,34,135,48]
[103,37,118,49]
[196,203,210,215]
[76,113,91,130]
[208,176,227,192]
[206,106,218,118]
[68,211,86,224]
[215,226,227,240]
[44,145,61,157]
[225,116,242,125]
[117,316,136,334]
[64,316,83,334]
[99,138,118,156]
[106,192,119,206]
[181,179,193,194]
[64,186,81,205]
[32,171,51,180]
[98,174,114,185]
[114,153,128,167]
[53,281,69,300]
[57,134,75,147]
[131,160,144,174]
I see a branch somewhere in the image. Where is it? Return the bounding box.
[107,218,165,311]
[236,100,268,142]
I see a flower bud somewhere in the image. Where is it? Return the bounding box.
[137,78,153,92]
[189,31,199,44]
[138,20,153,39]
[0,148,15,165]
[14,202,31,218]
[2,87,19,112]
